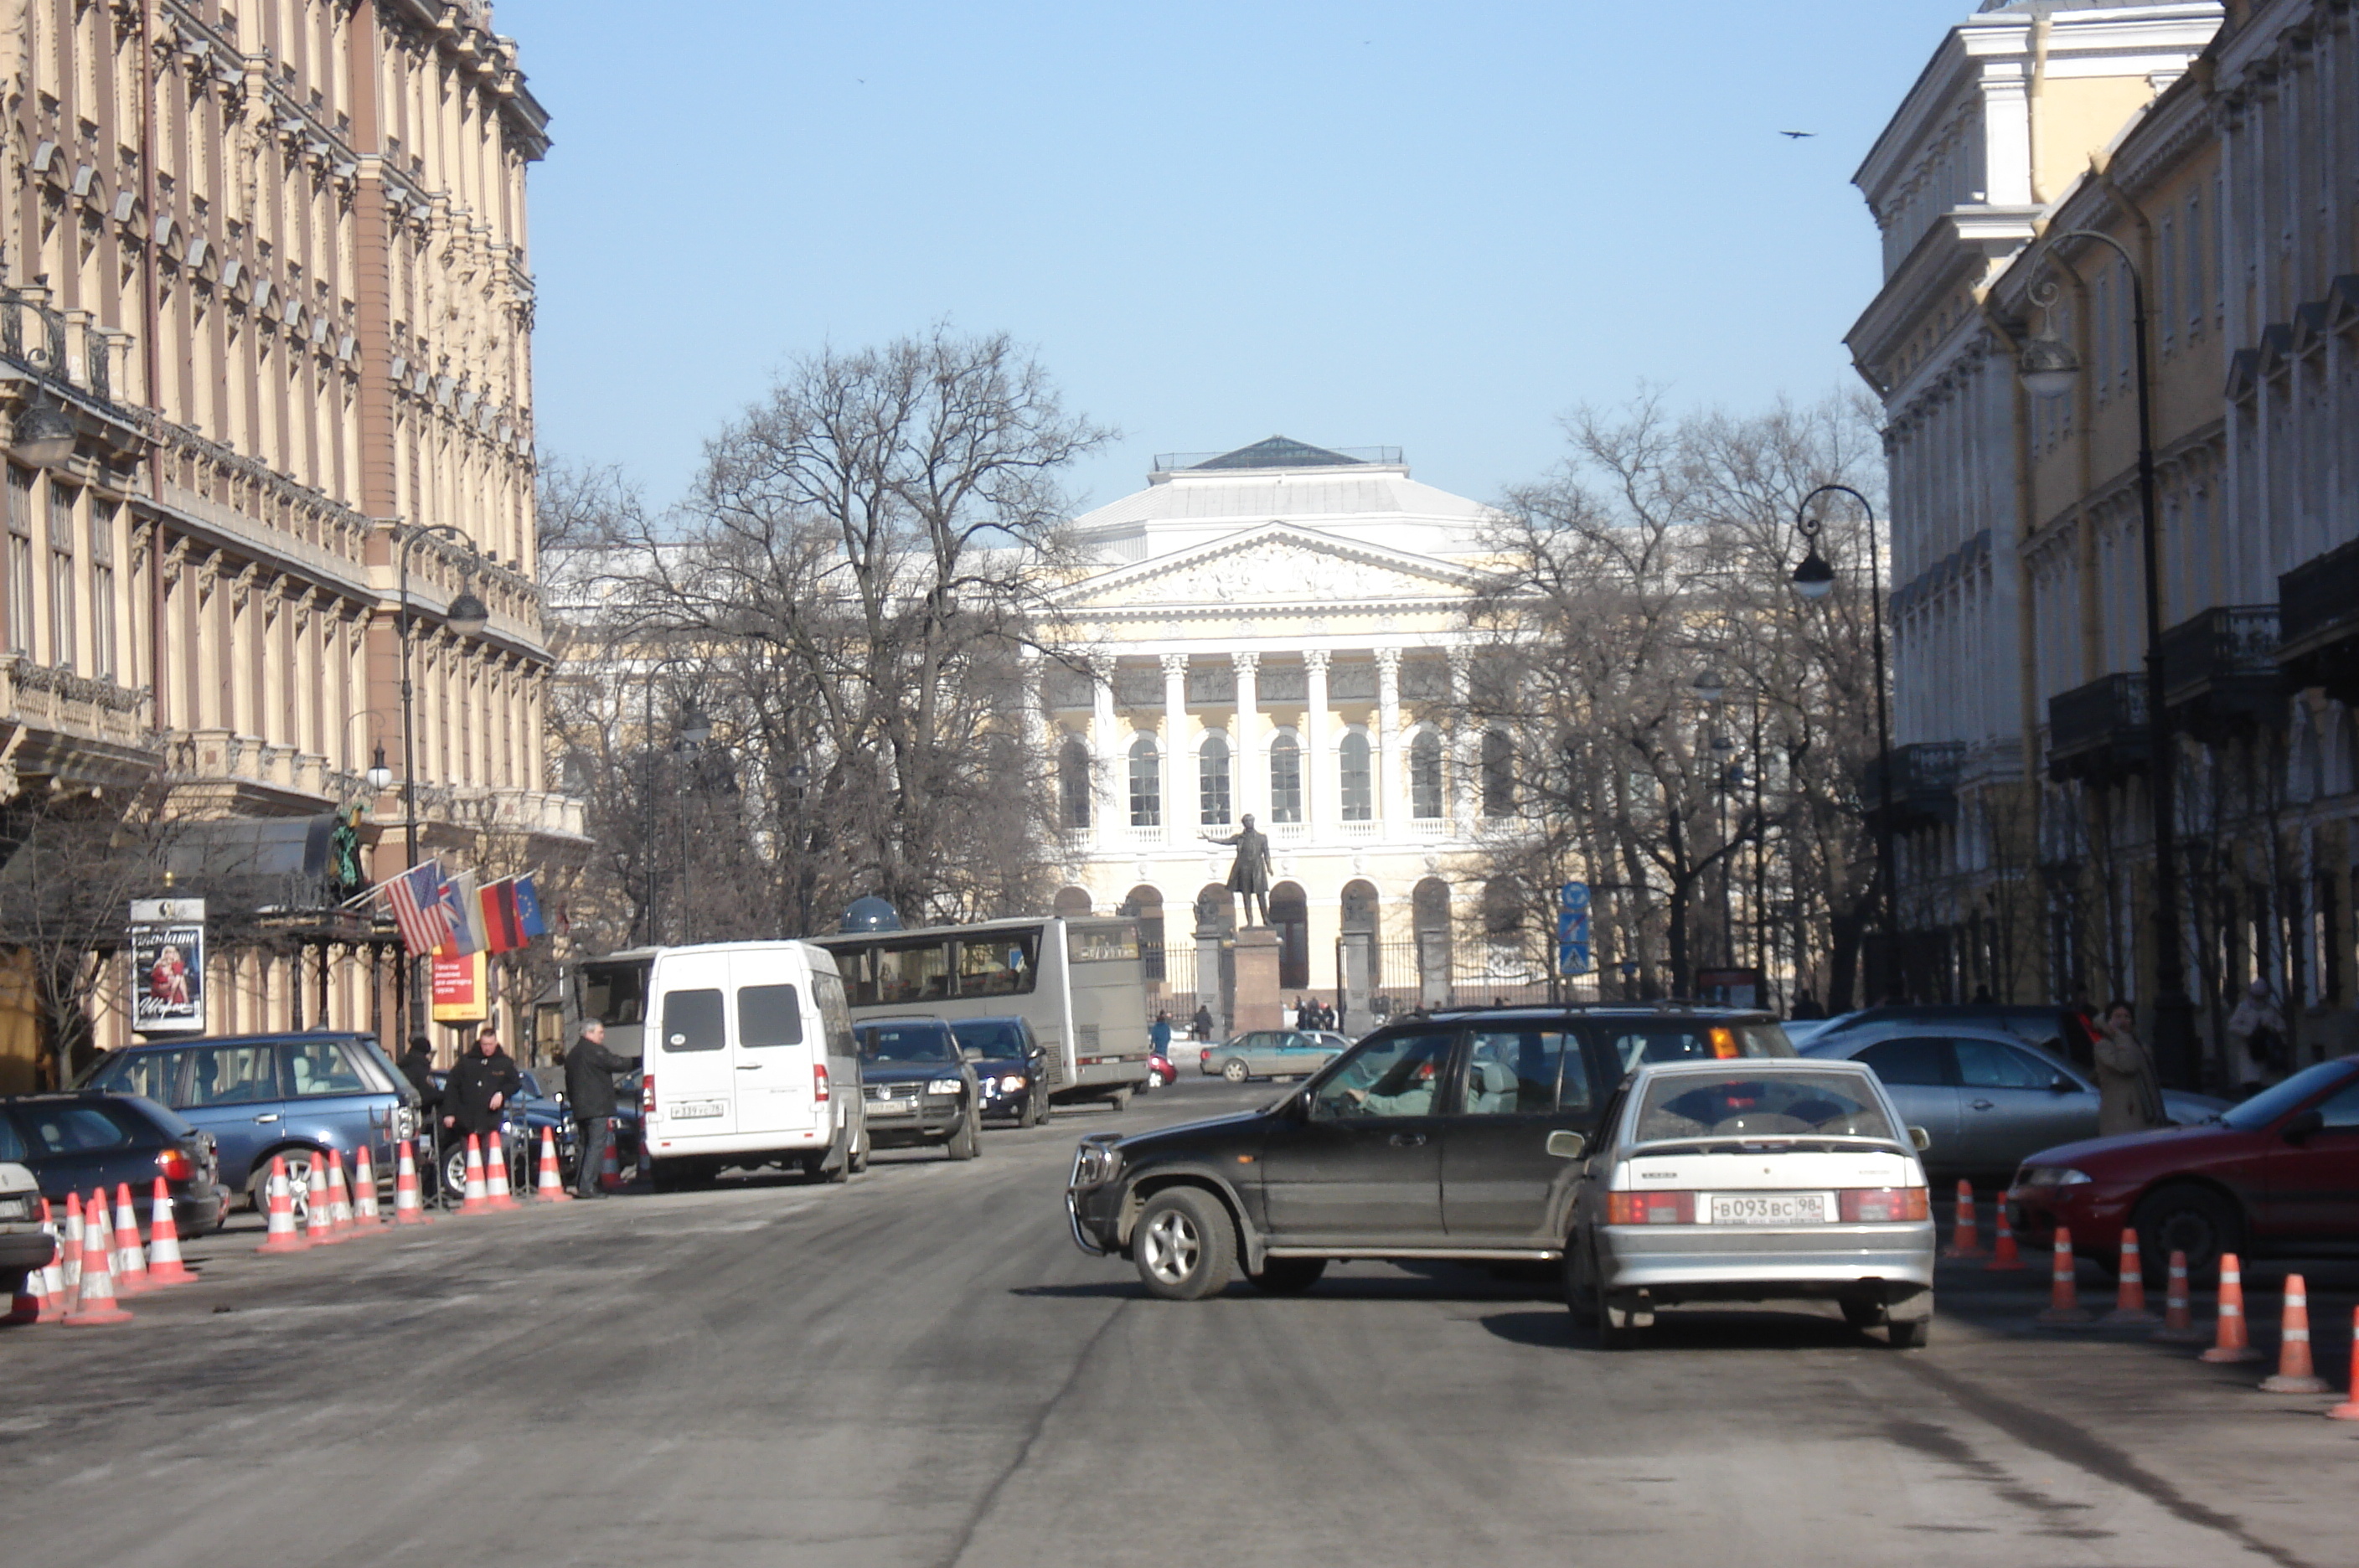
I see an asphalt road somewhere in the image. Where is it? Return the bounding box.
[3,1076,2352,1567]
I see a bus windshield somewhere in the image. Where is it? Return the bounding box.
[580,960,652,1026]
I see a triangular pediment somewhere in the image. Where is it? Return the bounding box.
[1053,523,1481,613]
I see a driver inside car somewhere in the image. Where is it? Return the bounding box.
[1344,1055,1439,1117]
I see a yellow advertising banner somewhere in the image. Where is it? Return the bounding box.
[430,951,488,1023]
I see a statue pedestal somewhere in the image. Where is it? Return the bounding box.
[1232,927,1283,1034]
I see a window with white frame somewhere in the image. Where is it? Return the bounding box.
[1199,733,1231,826]
[1339,730,1373,820]
[1410,730,1444,819]
[1128,734,1160,828]
[88,501,115,683]
[1268,732,1302,823]
[5,467,29,658]
[47,479,75,673]
[1058,735,1092,830]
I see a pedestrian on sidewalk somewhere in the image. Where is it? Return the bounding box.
[564,1020,636,1198]
[1149,1011,1173,1056]
[2092,998,2165,1137]
[1191,1003,1214,1043]
[2225,978,2287,1095]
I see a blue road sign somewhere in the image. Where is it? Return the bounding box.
[1556,881,1591,976]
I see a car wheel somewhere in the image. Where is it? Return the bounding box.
[946,1109,980,1161]
[2134,1183,2243,1282]
[441,1142,472,1199]
[1133,1189,1236,1301]
[1017,1093,1040,1129]
[1222,1060,1250,1083]
[1248,1257,1326,1294]
[1888,1318,1928,1349]
[273,1148,323,1225]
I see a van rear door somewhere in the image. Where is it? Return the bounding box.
[653,952,736,1137]
[732,952,818,1137]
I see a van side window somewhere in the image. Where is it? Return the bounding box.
[662,988,727,1053]
[811,970,858,1058]
[737,985,804,1048]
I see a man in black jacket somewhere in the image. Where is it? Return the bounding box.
[563,1020,636,1198]
[441,1029,522,1168]
[397,1034,441,1106]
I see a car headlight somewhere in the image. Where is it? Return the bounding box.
[1001,1075,1027,1092]
[927,1078,963,1096]
[2017,1166,2093,1189]
[1071,1142,1122,1189]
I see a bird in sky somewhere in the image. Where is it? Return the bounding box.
[1780,130,1816,139]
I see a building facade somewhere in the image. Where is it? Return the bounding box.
[0,0,578,1086]
[1044,437,1535,1025]
[1852,0,2359,1082]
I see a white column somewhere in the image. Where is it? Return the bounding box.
[1232,651,1260,825]
[1161,652,1188,838]
[1091,654,1118,836]
[1376,647,1402,828]
[1448,647,1474,824]
[1303,649,1331,838]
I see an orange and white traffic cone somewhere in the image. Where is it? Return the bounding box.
[322,1151,354,1242]
[2200,1252,2264,1363]
[351,1146,383,1230]
[459,1134,492,1215]
[2036,1225,2093,1324]
[391,1139,431,1225]
[2152,1249,2203,1344]
[304,1158,338,1246]
[484,1132,517,1210]
[34,1200,67,1321]
[2101,1228,2155,1325]
[534,1127,571,1202]
[599,1122,622,1192]
[257,1156,307,1254]
[65,1191,132,1325]
[1986,1205,2026,1271]
[2326,1308,2359,1421]
[60,1190,84,1306]
[142,1179,196,1287]
[111,1183,149,1294]
[2260,1273,2331,1393]
[1941,1180,1983,1259]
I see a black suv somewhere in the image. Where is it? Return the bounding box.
[1066,1005,1794,1299]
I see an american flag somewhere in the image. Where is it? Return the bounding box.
[384,862,453,956]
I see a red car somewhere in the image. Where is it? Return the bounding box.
[2006,1055,2359,1281]
[1145,1052,1177,1089]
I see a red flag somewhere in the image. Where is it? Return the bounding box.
[477,878,525,954]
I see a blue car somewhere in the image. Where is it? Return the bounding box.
[80,1031,421,1220]
[949,1016,1051,1127]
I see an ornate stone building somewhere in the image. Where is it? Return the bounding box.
[0,0,579,1085]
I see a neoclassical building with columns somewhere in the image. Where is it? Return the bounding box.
[1042,436,1523,1021]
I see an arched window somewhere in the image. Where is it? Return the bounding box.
[1059,735,1091,830]
[1268,733,1302,823]
[1481,730,1515,818]
[1410,730,1444,819]
[1199,734,1231,825]
[1339,731,1373,821]
[1128,735,1161,828]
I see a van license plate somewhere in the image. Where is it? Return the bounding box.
[1708,1193,1830,1225]
[671,1101,725,1120]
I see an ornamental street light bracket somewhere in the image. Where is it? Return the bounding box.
[2016,329,2082,400]
[364,745,395,792]
[444,585,491,637]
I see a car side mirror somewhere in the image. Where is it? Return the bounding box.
[1545,1130,1586,1161]
[1907,1126,1933,1153]
[2283,1107,2325,1144]
[2048,1075,2076,1095]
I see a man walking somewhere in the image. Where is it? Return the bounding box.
[565,1019,637,1197]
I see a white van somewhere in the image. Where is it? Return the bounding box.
[637,941,868,1191]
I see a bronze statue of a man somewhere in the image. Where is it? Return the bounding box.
[1203,812,1274,926]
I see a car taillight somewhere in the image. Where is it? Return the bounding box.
[156,1148,194,1183]
[1838,1188,1930,1223]
[1607,1191,1695,1225]
[813,1064,830,1103]
[642,1073,656,1117]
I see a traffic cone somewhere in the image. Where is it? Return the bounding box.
[391,1140,432,1225]
[322,1151,354,1242]
[65,1192,132,1325]
[111,1183,149,1294]
[2260,1273,2331,1392]
[2035,1225,2093,1323]
[351,1146,383,1230]
[2200,1252,2263,1363]
[534,1127,571,1202]
[2325,1308,2359,1421]
[459,1134,491,1214]
[60,1190,83,1305]
[2101,1229,2155,1325]
[1941,1180,1983,1259]
[484,1132,517,1209]
[2152,1250,2203,1344]
[142,1179,196,1287]
[257,1156,307,1254]
[304,1158,338,1246]
[34,1200,67,1321]
[1986,1205,2026,1271]
[599,1122,622,1192]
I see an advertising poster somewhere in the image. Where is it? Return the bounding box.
[431,950,488,1023]
[129,898,207,1036]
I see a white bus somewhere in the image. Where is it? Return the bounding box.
[809,916,1154,1107]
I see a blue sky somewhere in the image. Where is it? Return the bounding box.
[498,0,1968,516]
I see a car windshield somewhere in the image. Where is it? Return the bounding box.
[951,1021,1026,1059]
[1629,1070,1897,1143]
[858,1024,958,1064]
[2219,1060,2356,1129]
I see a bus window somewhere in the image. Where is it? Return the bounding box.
[875,940,953,1004]
[581,961,651,1026]
[958,933,1039,998]
[1067,923,1139,964]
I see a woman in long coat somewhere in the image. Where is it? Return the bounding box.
[2092,999,2165,1137]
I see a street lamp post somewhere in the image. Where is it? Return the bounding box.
[393,524,491,1037]
[1692,671,1737,974]
[637,660,710,946]
[2016,231,2194,1087]
[1793,483,1896,1004]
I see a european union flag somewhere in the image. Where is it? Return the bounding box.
[511,873,547,939]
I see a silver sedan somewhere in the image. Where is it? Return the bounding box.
[1196,1029,1345,1083]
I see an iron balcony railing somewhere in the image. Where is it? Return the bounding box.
[2280,539,2359,658]
[1861,740,1967,829]
[2160,606,2279,702]
[0,286,116,402]
[2047,673,2150,778]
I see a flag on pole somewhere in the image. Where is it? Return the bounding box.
[436,871,484,957]
[511,874,547,940]
[479,878,526,955]
[384,862,454,957]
